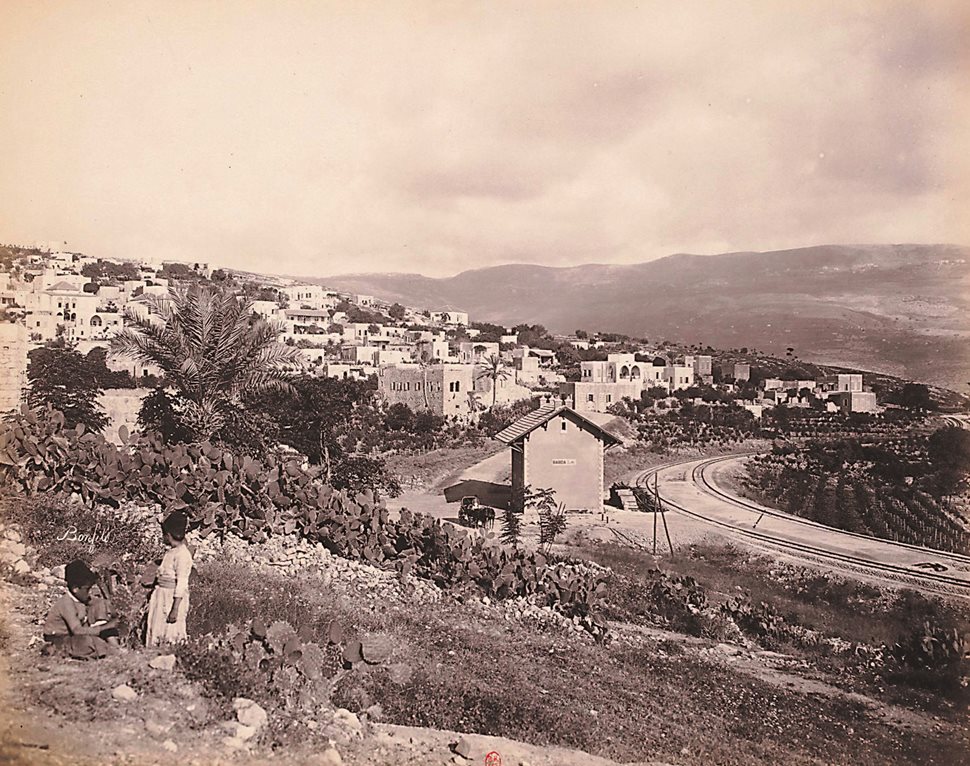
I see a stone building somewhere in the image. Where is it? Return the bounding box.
[378,364,475,419]
[496,402,620,512]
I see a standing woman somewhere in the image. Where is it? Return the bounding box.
[146,511,193,646]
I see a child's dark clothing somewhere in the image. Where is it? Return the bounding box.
[87,582,119,639]
[42,592,111,659]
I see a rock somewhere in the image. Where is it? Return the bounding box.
[313,747,344,765]
[13,559,30,574]
[144,720,172,737]
[453,736,474,758]
[222,736,250,751]
[112,684,138,702]
[332,708,362,736]
[2,541,26,558]
[233,723,257,741]
[4,529,21,543]
[232,697,268,730]
[362,634,393,664]
[149,654,177,671]
[162,740,178,753]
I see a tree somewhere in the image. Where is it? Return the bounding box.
[532,487,565,553]
[137,387,194,444]
[500,507,522,547]
[85,347,137,389]
[27,340,109,432]
[896,383,935,411]
[386,402,416,431]
[328,454,401,498]
[388,302,406,320]
[81,260,139,282]
[475,354,511,407]
[111,284,301,442]
[255,376,381,483]
[469,322,505,342]
[927,426,970,500]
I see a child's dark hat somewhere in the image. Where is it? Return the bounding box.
[65,559,98,589]
[161,511,188,539]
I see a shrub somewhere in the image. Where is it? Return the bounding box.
[500,507,522,548]
[1,408,611,637]
[721,598,785,641]
[886,621,969,696]
[1,494,157,569]
[642,569,708,636]
[177,637,265,714]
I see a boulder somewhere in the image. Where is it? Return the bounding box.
[149,654,177,671]
[1,540,26,558]
[332,708,362,737]
[361,634,393,664]
[222,736,250,752]
[453,736,474,758]
[144,720,171,737]
[313,747,344,766]
[13,559,30,574]
[112,684,138,702]
[232,697,268,730]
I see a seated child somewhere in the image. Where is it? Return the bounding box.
[43,559,118,659]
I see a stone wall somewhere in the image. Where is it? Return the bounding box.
[0,323,27,413]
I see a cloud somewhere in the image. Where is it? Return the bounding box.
[0,0,967,277]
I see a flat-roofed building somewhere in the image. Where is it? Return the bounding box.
[378,363,476,419]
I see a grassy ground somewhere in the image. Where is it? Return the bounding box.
[384,442,504,491]
[583,539,970,709]
[4,491,969,765]
[181,558,967,766]
[604,440,772,486]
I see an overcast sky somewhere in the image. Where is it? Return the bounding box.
[1,1,967,278]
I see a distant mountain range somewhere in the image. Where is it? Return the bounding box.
[312,245,970,390]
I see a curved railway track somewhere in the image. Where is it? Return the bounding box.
[635,455,970,597]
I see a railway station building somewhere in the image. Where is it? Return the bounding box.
[495,402,621,513]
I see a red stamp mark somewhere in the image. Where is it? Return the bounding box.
[484,752,502,766]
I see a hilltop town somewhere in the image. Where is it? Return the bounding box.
[1,243,942,429]
[1,244,969,766]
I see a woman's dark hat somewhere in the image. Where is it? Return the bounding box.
[161,511,188,539]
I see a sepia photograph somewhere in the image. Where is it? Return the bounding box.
[0,1,968,764]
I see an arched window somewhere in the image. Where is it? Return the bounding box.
[631,365,641,380]
[90,315,103,327]
[619,365,630,380]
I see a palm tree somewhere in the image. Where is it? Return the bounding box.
[475,354,511,407]
[111,284,302,441]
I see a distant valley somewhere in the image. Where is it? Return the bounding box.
[314,244,970,390]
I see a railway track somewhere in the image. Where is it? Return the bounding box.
[635,455,970,597]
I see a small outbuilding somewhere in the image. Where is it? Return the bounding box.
[495,402,621,512]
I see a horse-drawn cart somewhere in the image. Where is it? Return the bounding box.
[458,495,495,529]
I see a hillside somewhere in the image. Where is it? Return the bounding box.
[315,244,970,389]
